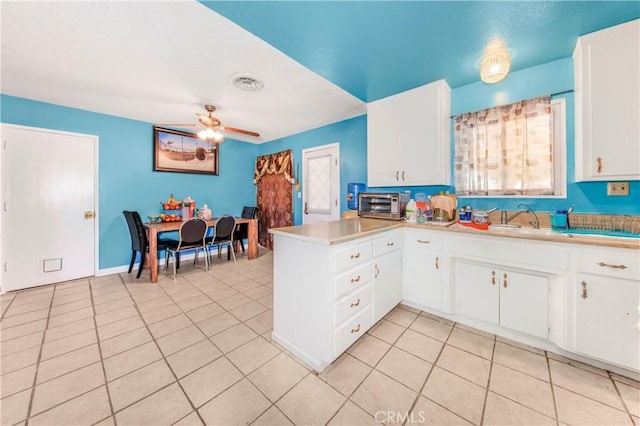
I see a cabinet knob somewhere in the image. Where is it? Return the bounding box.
[396,171,399,181]
[350,299,361,308]
[402,171,405,181]
[350,275,361,283]
[387,242,394,247]
[417,240,430,244]
[351,324,361,334]
[581,281,588,299]
[503,273,508,288]
[435,256,439,270]
[350,252,361,259]
[374,264,380,278]
[596,157,603,174]
[491,270,496,285]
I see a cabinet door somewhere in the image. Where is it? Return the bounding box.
[575,20,640,180]
[367,80,450,186]
[373,249,403,322]
[499,270,549,339]
[575,274,640,371]
[454,261,499,324]
[404,246,442,311]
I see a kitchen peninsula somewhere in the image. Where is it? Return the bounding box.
[270,218,640,377]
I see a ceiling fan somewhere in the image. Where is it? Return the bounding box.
[160,105,260,142]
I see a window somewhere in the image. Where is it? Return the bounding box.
[453,96,565,197]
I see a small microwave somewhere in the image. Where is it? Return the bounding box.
[358,192,409,221]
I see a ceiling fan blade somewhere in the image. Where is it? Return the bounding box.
[222,126,260,137]
[156,123,198,127]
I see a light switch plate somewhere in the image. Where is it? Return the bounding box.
[607,182,630,196]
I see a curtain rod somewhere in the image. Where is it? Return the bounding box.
[449,89,575,119]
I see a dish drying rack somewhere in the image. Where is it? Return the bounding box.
[562,213,640,238]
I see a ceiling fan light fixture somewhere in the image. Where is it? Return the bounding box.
[480,39,511,84]
[198,127,225,143]
[231,73,264,91]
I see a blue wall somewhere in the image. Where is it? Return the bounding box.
[1,95,259,269]
[259,57,638,222]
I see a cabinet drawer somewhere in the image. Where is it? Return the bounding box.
[334,306,372,356]
[335,264,373,300]
[575,249,639,280]
[374,231,403,256]
[334,242,373,272]
[404,229,444,250]
[334,284,372,326]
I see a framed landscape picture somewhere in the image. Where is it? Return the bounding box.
[153,126,219,175]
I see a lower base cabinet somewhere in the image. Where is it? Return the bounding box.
[575,274,639,370]
[404,229,444,311]
[454,260,549,339]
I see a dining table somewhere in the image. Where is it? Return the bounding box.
[144,217,259,283]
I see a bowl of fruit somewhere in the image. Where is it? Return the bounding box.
[162,194,182,210]
[160,213,182,222]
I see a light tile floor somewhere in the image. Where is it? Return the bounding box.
[1,249,639,426]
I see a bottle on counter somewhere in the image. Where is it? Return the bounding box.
[405,199,417,223]
[426,196,433,221]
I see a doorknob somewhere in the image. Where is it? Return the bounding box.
[84,211,95,219]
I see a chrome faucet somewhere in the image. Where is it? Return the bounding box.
[517,203,540,229]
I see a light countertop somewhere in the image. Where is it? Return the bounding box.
[270,218,640,249]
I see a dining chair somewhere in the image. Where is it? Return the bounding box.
[233,206,258,253]
[206,214,237,264]
[123,210,173,279]
[164,218,209,280]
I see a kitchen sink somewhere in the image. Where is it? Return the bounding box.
[488,225,561,237]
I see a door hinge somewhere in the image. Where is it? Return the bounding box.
[335,158,338,165]
[335,199,338,206]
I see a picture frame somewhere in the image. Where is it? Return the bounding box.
[153,126,219,175]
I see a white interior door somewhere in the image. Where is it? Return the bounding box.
[1,124,97,292]
[302,143,340,225]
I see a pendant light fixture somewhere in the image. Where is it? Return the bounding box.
[480,39,511,84]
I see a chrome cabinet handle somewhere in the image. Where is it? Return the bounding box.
[350,299,360,308]
[351,324,361,334]
[350,252,360,259]
[435,256,439,270]
[350,275,361,283]
[402,171,405,181]
[596,157,603,174]
[491,270,496,285]
[417,239,430,244]
[387,242,394,247]
[503,273,508,288]
[597,261,628,270]
[374,264,380,278]
[581,281,588,299]
[396,171,399,181]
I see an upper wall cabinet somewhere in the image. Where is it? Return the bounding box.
[574,19,640,181]
[367,79,451,187]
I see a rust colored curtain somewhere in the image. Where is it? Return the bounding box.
[255,150,294,249]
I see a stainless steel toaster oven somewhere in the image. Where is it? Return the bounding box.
[358,192,409,220]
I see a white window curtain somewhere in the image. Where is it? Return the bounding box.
[453,96,554,196]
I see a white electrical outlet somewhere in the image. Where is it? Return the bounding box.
[607,182,630,196]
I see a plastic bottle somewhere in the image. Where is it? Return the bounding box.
[405,199,417,223]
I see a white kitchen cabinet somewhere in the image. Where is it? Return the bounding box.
[572,247,640,371]
[574,19,640,181]
[403,229,446,312]
[372,230,403,322]
[454,262,549,339]
[270,226,402,372]
[367,79,450,186]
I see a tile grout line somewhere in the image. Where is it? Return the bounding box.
[545,350,561,426]
[401,313,456,426]
[23,284,57,425]
[477,334,497,426]
[90,275,119,425]
[608,370,636,424]
[120,273,209,426]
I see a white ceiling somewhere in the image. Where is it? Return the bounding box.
[0,1,366,143]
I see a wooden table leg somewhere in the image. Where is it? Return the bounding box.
[247,218,258,260]
[147,227,159,283]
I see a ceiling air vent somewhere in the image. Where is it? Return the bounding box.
[231,73,264,91]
